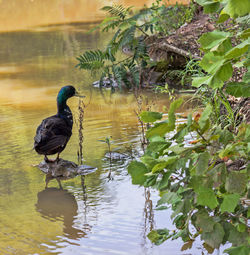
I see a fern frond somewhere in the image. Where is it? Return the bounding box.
[119,26,136,47]
[133,38,148,61]
[76,50,105,70]
[101,5,131,20]
[127,62,140,87]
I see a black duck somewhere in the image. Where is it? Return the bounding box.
[34,85,82,162]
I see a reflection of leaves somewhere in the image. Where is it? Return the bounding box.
[147,229,170,245]
[224,245,250,255]
[196,151,210,175]
[225,172,247,194]
[196,186,218,209]
[201,223,225,249]
[195,211,215,233]
[220,193,240,213]
[181,240,194,251]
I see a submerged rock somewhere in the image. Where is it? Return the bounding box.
[104,152,129,160]
[37,158,97,178]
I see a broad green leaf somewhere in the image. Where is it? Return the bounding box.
[146,141,171,155]
[216,62,233,81]
[222,0,250,18]
[220,193,240,213]
[198,104,213,129]
[196,186,218,209]
[224,245,250,255]
[152,156,179,173]
[195,0,221,13]
[238,28,250,39]
[219,129,234,145]
[201,223,225,249]
[140,111,162,123]
[226,82,250,97]
[198,30,230,51]
[200,52,225,73]
[158,171,172,190]
[225,39,250,59]
[195,211,215,233]
[217,13,230,23]
[225,172,247,194]
[157,191,180,206]
[203,2,220,14]
[168,98,183,130]
[208,74,224,88]
[141,155,158,169]
[196,152,210,175]
[192,75,211,88]
[211,38,233,55]
[127,161,149,185]
[146,122,169,138]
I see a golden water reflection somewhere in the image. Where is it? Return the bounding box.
[0,2,199,254]
[0,0,190,32]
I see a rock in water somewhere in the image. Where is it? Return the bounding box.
[37,158,97,178]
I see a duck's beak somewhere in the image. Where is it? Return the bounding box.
[74,91,85,98]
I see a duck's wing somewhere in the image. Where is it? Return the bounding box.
[34,116,72,155]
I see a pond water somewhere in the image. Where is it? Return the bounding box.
[0,1,209,255]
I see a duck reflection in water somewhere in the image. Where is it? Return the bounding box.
[35,178,89,240]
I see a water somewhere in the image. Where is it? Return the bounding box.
[0,1,208,255]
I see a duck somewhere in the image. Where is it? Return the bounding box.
[34,85,82,163]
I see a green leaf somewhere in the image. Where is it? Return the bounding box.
[216,62,233,81]
[226,82,250,97]
[195,210,215,233]
[146,122,170,138]
[220,193,240,213]
[200,52,225,73]
[228,226,249,246]
[127,161,149,185]
[217,13,230,23]
[157,192,181,206]
[168,98,183,130]
[198,30,230,51]
[192,75,211,88]
[211,38,233,55]
[152,156,179,173]
[198,104,213,129]
[195,0,221,13]
[224,245,250,255]
[225,40,250,59]
[222,0,250,18]
[196,186,218,209]
[141,156,158,169]
[201,223,225,249]
[140,111,162,123]
[225,172,247,194]
[146,141,171,156]
[147,229,169,245]
[196,152,210,175]
[158,171,172,190]
[219,129,234,145]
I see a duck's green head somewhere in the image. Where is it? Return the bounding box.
[57,85,76,104]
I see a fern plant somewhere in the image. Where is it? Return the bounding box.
[76,2,196,90]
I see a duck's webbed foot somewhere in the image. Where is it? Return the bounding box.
[44,155,59,163]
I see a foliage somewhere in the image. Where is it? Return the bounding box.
[76,1,196,89]
[192,1,250,96]
[129,99,249,253]
[128,0,250,253]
